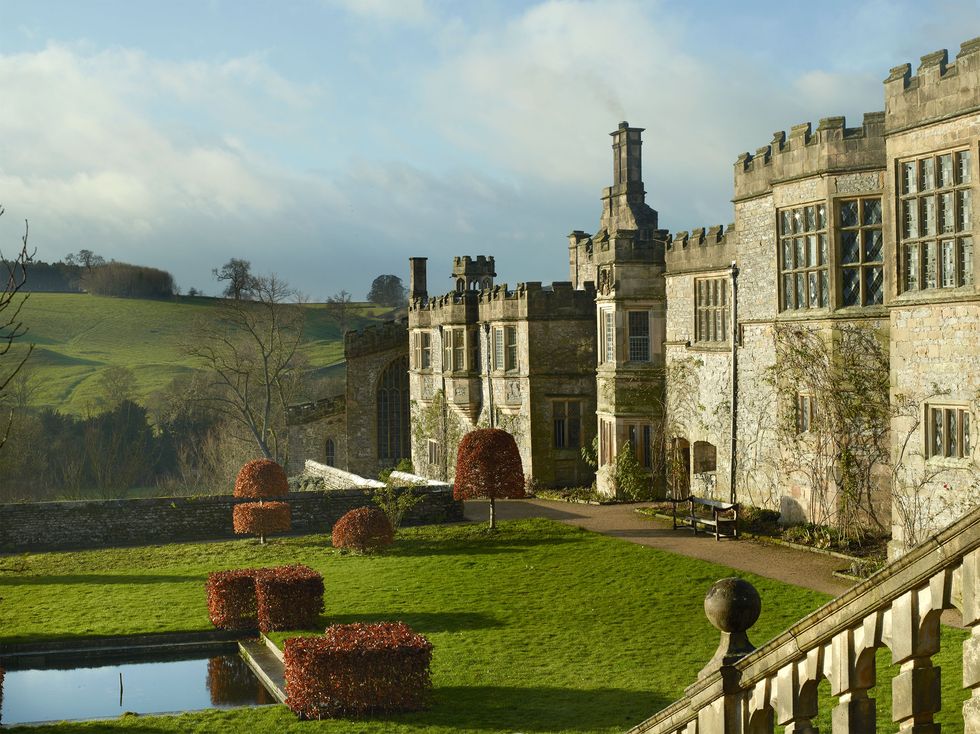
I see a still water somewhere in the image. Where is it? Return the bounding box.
[1,653,275,725]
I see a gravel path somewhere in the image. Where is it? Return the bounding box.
[463,498,852,597]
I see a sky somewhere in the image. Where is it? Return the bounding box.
[0,0,979,301]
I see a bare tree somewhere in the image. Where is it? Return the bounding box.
[326,289,353,336]
[183,273,305,463]
[0,205,34,450]
[212,258,256,300]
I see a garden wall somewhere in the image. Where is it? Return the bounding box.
[0,487,463,552]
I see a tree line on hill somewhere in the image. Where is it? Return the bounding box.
[10,249,176,298]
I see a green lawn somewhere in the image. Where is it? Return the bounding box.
[0,519,968,732]
[12,293,391,414]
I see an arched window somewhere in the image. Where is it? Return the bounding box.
[325,438,336,467]
[377,355,410,463]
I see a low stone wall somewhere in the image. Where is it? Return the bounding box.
[0,487,463,553]
[304,459,385,489]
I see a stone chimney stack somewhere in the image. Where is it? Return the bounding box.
[611,121,644,186]
[409,257,428,301]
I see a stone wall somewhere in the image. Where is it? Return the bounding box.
[286,397,346,475]
[304,459,385,489]
[0,486,463,553]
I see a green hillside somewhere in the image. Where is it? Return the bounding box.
[8,293,392,415]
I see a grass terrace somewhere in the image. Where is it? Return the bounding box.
[0,518,969,732]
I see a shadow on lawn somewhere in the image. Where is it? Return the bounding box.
[0,573,201,587]
[420,685,670,732]
[317,610,503,633]
[385,534,582,558]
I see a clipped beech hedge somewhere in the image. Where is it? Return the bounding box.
[206,564,323,633]
[234,458,289,499]
[233,501,291,537]
[331,507,394,554]
[206,569,259,631]
[254,564,324,632]
[284,622,433,720]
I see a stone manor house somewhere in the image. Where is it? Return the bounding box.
[290,38,980,556]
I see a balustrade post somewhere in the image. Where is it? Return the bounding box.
[890,589,941,733]
[962,549,980,731]
[829,626,877,734]
[695,578,761,733]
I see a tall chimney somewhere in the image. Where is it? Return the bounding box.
[409,257,428,301]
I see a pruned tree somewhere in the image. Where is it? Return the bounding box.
[453,428,525,530]
[232,458,290,544]
[0,205,34,451]
[213,258,256,300]
[366,274,407,308]
[183,273,305,464]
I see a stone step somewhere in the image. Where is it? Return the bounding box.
[239,639,287,705]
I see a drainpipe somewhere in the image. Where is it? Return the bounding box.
[729,261,739,505]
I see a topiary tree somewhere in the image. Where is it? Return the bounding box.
[453,428,525,530]
[234,458,290,544]
[332,507,394,554]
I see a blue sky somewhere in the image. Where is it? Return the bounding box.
[0,0,978,300]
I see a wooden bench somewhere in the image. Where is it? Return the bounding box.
[669,496,739,540]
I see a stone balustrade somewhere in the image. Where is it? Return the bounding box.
[629,505,980,733]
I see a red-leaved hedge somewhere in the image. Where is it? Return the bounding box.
[254,564,324,632]
[206,569,259,631]
[206,565,323,633]
[234,458,289,499]
[453,428,525,502]
[233,501,291,537]
[284,622,433,719]
[331,507,394,554]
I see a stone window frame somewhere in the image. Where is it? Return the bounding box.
[627,310,651,362]
[925,404,972,460]
[325,438,336,467]
[599,307,616,363]
[552,399,582,450]
[694,277,729,343]
[778,201,830,312]
[899,147,974,293]
[837,196,884,307]
[626,422,653,469]
[427,439,441,467]
[599,418,615,466]
[469,326,481,374]
[412,330,432,370]
[492,324,518,373]
[796,393,816,435]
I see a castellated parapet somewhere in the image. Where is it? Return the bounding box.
[451,255,496,292]
[344,317,409,359]
[734,113,885,201]
[884,37,980,132]
[665,224,737,274]
[591,228,669,265]
[286,394,346,425]
[412,281,597,323]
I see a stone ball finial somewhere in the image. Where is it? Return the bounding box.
[704,577,761,633]
[698,578,761,679]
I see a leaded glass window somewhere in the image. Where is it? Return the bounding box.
[838,196,884,307]
[901,148,975,292]
[695,277,729,342]
[926,405,973,459]
[627,311,650,361]
[377,355,410,463]
[779,203,828,311]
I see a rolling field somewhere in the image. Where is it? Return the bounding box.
[10,293,391,414]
